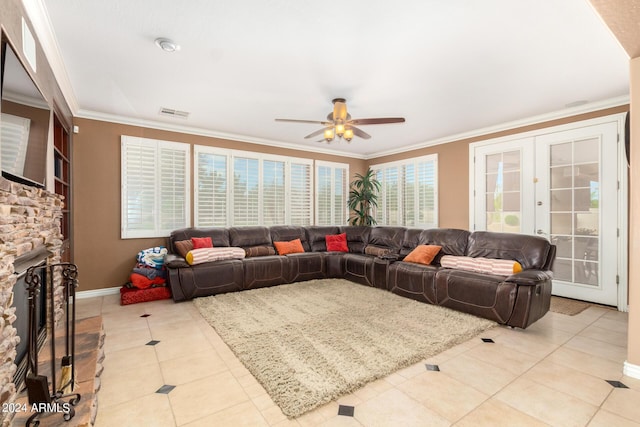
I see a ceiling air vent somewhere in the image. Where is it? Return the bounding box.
[159,107,190,119]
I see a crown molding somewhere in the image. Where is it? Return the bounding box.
[76,109,368,160]
[365,95,630,160]
[21,0,79,113]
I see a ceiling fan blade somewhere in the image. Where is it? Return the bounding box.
[304,127,331,139]
[275,118,329,125]
[350,126,371,139]
[349,117,405,126]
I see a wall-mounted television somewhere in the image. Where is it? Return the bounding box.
[1,39,50,188]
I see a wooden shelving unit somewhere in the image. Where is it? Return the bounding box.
[53,116,72,262]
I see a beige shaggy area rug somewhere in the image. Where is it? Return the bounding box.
[194,278,496,418]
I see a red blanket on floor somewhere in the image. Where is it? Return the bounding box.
[120,286,171,305]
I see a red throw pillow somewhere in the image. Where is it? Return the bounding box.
[325,233,348,252]
[273,239,305,255]
[191,236,213,249]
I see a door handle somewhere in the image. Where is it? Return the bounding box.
[536,229,547,236]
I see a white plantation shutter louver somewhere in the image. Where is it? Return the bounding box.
[121,136,190,238]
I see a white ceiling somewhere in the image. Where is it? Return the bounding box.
[38,0,629,158]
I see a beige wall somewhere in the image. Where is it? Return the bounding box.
[72,118,367,291]
[369,105,629,230]
[73,105,628,292]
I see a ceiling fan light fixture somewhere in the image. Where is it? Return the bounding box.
[324,128,335,141]
[335,123,345,137]
[344,128,354,142]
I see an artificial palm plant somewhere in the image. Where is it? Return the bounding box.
[347,168,381,226]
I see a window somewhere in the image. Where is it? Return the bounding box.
[1,113,30,175]
[121,136,190,238]
[371,155,438,228]
[195,146,313,226]
[315,161,349,225]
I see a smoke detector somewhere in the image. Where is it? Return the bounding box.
[155,38,180,52]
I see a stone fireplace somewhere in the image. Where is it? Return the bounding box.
[0,176,64,427]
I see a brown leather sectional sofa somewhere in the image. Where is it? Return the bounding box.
[165,225,556,329]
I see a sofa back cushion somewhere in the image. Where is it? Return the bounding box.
[420,229,470,264]
[400,229,424,256]
[368,226,406,254]
[339,226,371,253]
[467,231,552,270]
[229,226,272,248]
[170,227,230,253]
[305,226,341,252]
[270,226,310,252]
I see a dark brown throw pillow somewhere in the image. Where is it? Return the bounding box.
[174,240,193,258]
[364,245,390,257]
[245,245,276,257]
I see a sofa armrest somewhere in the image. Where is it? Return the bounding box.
[164,253,190,268]
[504,269,553,286]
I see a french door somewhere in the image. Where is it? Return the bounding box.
[472,116,625,307]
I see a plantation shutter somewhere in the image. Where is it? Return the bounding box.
[195,149,228,227]
[121,136,190,238]
[263,160,286,225]
[1,113,30,175]
[403,164,416,226]
[289,161,312,225]
[384,166,400,225]
[417,158,437,227]
[233,156,260,225]
[372,155,438,227]
[315,161,348,225]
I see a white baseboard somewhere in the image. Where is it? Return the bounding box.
[76,287,120,299]
[624,361,640,379]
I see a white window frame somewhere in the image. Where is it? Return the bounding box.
[121,136,190,238]
[371,154,438,228]
[315,160,349,225]
[194,146,313,226]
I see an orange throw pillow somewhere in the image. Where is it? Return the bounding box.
[404,245,442,265]
[273,239,305,255]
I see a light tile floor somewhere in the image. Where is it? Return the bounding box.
[77,294,640,426]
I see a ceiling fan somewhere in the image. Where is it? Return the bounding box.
[275,98,405,143]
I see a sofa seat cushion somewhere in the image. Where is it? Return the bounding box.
[169,259,244,300]
[435,269,517,324]
[440,255,522,276]
[242,256,291,290]
[285,252,326,282]
[388,261,438,304]
[342,253,375,287]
